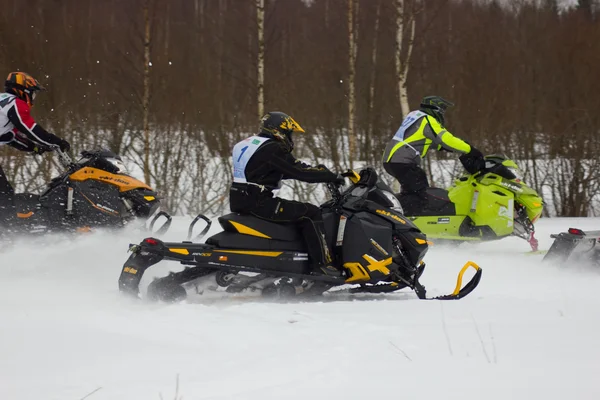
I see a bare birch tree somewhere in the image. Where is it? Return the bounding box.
[256,0,265,120]
[395,0,416,117]
[142,0,153,185]
[366,0,382,163]
[347,0,358,167]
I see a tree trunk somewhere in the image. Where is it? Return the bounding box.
[257,0,265,120]
[395,0,416,117]
[142,0,152,185]
[366,0,381,163]
[347,0,357,168]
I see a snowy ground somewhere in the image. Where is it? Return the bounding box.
[1,217,600,400]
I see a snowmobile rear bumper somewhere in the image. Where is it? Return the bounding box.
[543,228,600,264]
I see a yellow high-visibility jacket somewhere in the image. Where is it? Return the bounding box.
[382,110,471,165]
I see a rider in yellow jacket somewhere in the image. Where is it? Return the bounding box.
[382,96,484,215]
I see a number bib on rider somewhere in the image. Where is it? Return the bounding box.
[232,136,270,183]
[0,93,16,145]
[392,110,427,141]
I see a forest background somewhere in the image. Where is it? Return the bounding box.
[0,0,598,217]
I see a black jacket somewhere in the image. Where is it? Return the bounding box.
[230,136,338,210]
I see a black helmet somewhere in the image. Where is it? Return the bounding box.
[419,96,454,126]
[259,111,305,152]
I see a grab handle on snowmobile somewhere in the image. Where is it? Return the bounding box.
[188,213,212,242]
[149,211,172,236]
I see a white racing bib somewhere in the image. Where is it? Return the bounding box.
[392,110,427,141]
[0,93,16,145]
[232,135,270,183]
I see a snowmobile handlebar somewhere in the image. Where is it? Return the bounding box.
[54,147,74,169]
[326,179,345,204]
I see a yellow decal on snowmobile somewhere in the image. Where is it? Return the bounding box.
[344,255,393,283]
[169,248,190,255]
[16,211,33,218]
[69,167,153,193]
[144,196,156,201]
[344,262,370,283]
[375,209,406,224]
[123,267,138,274]
[362,254,392,275]
[452,261,481,296]
[214,250,282,257]
[229,220,271,239]
[415,238,433,245]
[370,238,389,256]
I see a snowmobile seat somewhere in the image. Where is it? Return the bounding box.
[424,188,456,216]
[206,231,307,252]
[219,213,303,241]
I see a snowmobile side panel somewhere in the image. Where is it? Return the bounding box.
[340,213,395,283]
[206,231,307,252]
[409,215,467,236]
[121,188,160,218]
[219,213,303,241]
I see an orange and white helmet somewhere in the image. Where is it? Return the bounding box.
[5,71,45,106]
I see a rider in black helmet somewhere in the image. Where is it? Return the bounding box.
[229,111,345,277]
[382,96,484,215]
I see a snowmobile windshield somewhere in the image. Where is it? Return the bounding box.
[507,166,524,182]
[350,185,368,198]
[381,189,403,212]
[106,157,128,173]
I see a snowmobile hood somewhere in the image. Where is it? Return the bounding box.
[69,167,154,193]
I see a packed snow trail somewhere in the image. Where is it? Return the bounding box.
[1,218,600,400]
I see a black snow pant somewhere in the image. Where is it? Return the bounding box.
[230,184,333,271]
[383,162,429,216]
[0,164,16,229]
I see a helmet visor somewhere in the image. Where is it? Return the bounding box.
[279,116,305,133]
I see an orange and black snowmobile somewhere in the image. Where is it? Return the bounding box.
[9,148,169,235]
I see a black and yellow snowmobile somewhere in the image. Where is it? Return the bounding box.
[9,148,168,234]
[119,168,481,302]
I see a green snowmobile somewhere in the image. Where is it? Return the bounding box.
[397,154,544,251]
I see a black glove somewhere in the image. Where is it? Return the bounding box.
[58,139,71,153]
[333,174,345,186]
[460,145,485,174]
[468,145,484,160]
